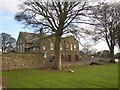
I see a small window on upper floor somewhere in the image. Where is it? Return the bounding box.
[74,44,76,51]
[66,43,69,50]
[43,45,45,50]
[70,43,73,50]
[60,43,63,50]
[19,39,22,43]
[50,42,54,50]
[33,47,36,51]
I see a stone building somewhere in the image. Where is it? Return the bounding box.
[16,32,79,62]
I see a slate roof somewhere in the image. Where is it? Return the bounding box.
[18,32,78,49]
[20,32,39,43]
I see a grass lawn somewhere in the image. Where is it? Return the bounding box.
[2,63,119,88]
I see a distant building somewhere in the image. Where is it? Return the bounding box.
[100,50,111,58]
[16,32,79,62]
[115,53,120,59]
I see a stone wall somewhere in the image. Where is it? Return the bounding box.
[61,60,90,68]
[2,54,45,70]
[0,54,2,71]
[2,54,90,70]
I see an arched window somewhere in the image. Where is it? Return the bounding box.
[33,47,36,51]
[50,42,54,50]
[66,42,69,50]
[60,43,63,50]
[75,55,78,61]
[22,44,25,52]
[68,55,71,61]
[74,44,76,51]
[70,43,73,50]
[43,45,45,50]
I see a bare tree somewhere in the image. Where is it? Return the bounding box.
[15,0,88,70]
[0,33,16,53]
[81,41,97,57]
[115,22,120,50]
[89,2,120,62]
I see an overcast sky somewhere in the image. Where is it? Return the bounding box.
[0,0,119,53]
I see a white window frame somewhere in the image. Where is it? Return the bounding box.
[50,42,54,50]
[70,43,73,50]
[22,44,25,52]
[66,42,69,50]
[60,43,63,50]
[43,45,45,50]
[33,47,36,51]
[74,44,77,51]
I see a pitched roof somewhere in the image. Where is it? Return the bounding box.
[20,32,39,43]
[18,32,78,48]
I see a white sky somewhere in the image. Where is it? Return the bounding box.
[0,0,19,13]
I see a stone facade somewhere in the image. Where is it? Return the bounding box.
[16,32,40,53]
[16,32,79,62]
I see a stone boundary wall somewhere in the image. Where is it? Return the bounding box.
[2,54,90,70]
[2,54,44,70]
[0,54,2,71]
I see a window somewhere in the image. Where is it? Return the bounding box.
[70,43,73,50]
[50,42,54,50]
[19,39,22,43]
[66,42,69,50]
[68,55,71,61]
[33,47,36,51]
[43,50,47,58]
[74,44,76,51]
[22,44,25,52]
[75,55,78,61]
[43,45,45,50]
[62,55,64,59]
[20,44,22,53]
[18,44,24,53]
[17,45,19,52]
[60,43,63,50]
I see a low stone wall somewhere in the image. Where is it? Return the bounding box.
[0,54,2,71]
[42,60,90,69]
[62,60,90,68]
[2,54,44,70]
[2,54,90,70]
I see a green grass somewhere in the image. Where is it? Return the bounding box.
[2,63,119,88]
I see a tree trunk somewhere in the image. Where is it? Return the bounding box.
[2,47,3,53]
[2,48,5,53]
[53,32,62,70]
[105,34,115,63]
[109,47,115,63]
[38,47,41,63]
